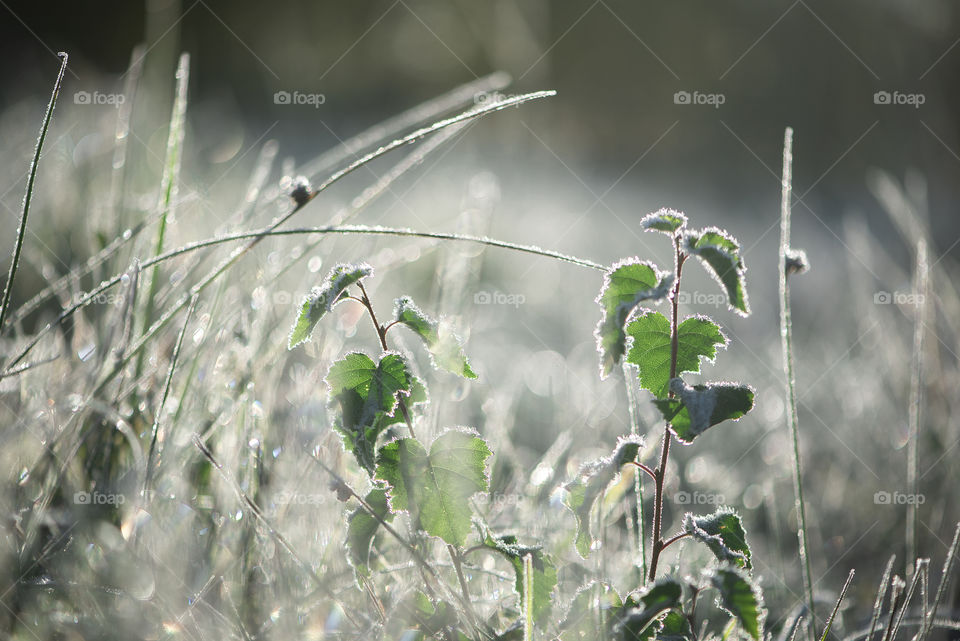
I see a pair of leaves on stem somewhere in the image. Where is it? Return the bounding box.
[289,264,476,381]
[596,212,749,380]
[327,352,426,474]
[642,210,749,316]
[624,309,754,441]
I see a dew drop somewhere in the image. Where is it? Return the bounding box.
[308,256,323,273]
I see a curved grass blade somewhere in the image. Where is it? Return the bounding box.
[0,52,68,335]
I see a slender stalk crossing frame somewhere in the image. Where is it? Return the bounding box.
[779,127,817,641]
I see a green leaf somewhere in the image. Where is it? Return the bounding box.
[595,259,674,378]
[479,524,558,624]
[563,436,643,557]
[708,566,764,640]
[653,379,754,444]
[345,486,392,576]
[641,208,687,235]
[614,577,683,641]
[559,582,624,641]
[658,610,694,641]
[326,352,421,474]
[683,507,752,570]
[395,296,477,379]
[684,228,750,316]
[375,429,492,546]
[288,263,372,348]
[626,312,727,398]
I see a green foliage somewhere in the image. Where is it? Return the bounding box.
[346,486,392,576]
[479,524,558,624]
[289,263,372,348]
[658,610,694,641]
[684,228,749,316]
[708,566,765,640]
[626,311,727,398]
[683,507,752,570]
[614,578,683,641]
[595,259,674,378]
[641,208,688,235]
[653,379,755,443]
[563,436,643,557]
[282,204,764,640]
[375,429,491,546]
[394,296,476,378]
[326,352,420,474]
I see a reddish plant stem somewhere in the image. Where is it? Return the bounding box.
[647,237,686,582]
[356,281,416,440]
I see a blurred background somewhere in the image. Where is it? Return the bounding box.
[1,0,959,638]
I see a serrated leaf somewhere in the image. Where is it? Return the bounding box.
[658,610,694,641]
[559,582,624,641]
[684,228,750,316]
[375,429,491,546]
[479,524,558,624]
[641,208,687,234]
[345,487,392,576]
[596,259,674,378]
[683,507,752,570]
[326,352,419,474]
[653,379,754,444]
[626,312,727,398]
[395,296,477,379]
[614,578,683,641]
[288,263,372,348]
[563,436,643,557]
[709,566,764,640]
